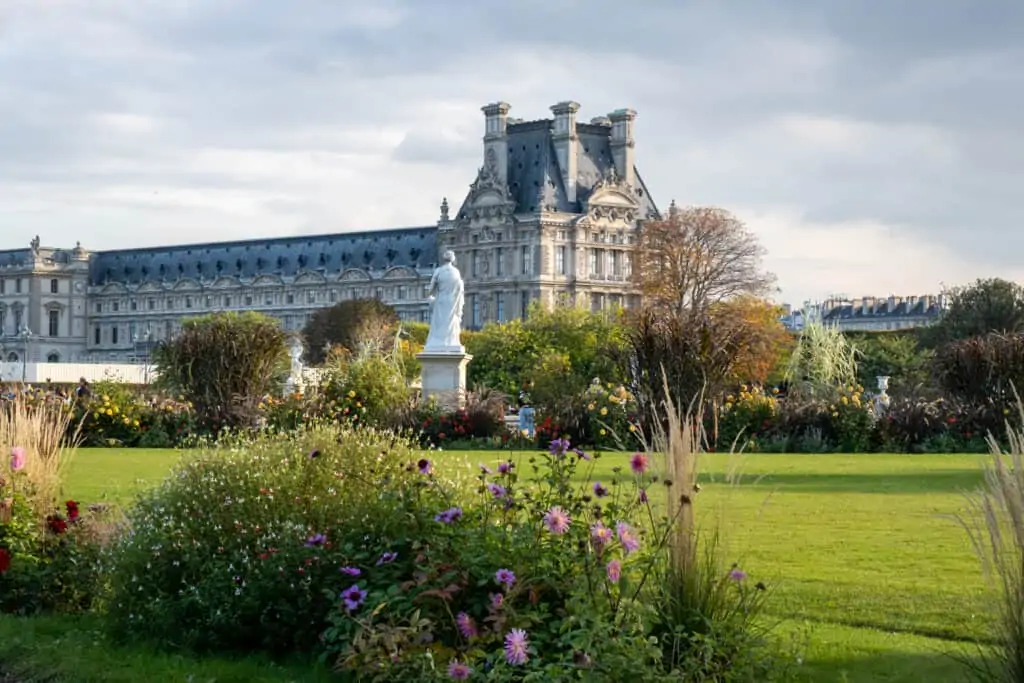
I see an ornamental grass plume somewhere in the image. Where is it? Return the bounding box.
[960,394,1024,682]
[0,396,81,517]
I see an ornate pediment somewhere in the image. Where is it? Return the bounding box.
[44,301,66,312]
[211,276,240,289]
[382,266,417,280]
[584,167,640,224]
[172,278,202,291]
[253,274,283,287]
[464,148,515,222]
[339,268,371,282]
[294,270,326,285]
[136,281,164,293]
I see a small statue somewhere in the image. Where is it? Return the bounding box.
[285,338,305,393]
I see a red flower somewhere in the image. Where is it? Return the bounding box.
[66,500,80,522]
[0,548,10,574]
[46,515,68,534]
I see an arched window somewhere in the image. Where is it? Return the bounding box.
[46,352,60,363]
[6,352,18,362]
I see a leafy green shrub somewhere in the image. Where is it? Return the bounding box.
[73,383,195,448]
[105,426,444,654]
[152,312,289,433]
[716,386,778,451]
[321,353,410,429]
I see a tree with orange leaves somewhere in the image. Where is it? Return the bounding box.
[710,295,794,386]
[634,203,776,319]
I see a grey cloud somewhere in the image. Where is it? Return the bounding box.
[0,0,1022,304]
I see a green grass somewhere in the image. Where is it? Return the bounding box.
[20,447,996,682]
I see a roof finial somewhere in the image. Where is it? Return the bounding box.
[668,199,679,219]
[439,197,450,223]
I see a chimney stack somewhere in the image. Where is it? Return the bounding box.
[481,102,511,185]
[550,101,581,203]
[608,108,637,188]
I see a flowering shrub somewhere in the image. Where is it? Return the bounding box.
[411,391,508,448]
[72,382,195,448]
[321,354,410,428]
[717,385,778,451]
[105,425,446,654]
[582,381,640,450]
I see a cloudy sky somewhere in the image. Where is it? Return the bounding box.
[1,0,1021,305]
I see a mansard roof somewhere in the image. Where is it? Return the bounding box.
[88,227,438,286]
[455,118,659,221]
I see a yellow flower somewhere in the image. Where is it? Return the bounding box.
[102,395,109,402]
[133,420,140,427]
[356,402,362,408]
[741,384,748,392]
[600,407,608,416]
[772,387,779,394]
[587,403,595,411]
[628,424,636,432]
[106,409,113,416]
[726,395,735,402]
[831,411,839,418]
[123,417,130,425]
[840,396,849,405]
[348,390,356,398]
[599,428,606,436]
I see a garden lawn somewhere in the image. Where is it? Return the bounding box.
[53,447,992,683]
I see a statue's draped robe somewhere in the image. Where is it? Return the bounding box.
[424,263,464,352]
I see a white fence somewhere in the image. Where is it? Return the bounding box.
[0,362,157,385]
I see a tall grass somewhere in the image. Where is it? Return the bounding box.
[961,401,1024,682]
[647,378,781,678]
[785,319,859,401]
[0,398,81,517]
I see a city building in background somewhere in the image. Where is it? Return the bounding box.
[781,295,948,332]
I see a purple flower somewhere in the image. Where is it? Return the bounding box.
[504,628,530,666]
[573,447,591,461]
[542,506,571,535]
[486,483,507,498]
[434,506,464,524]
[304,533,326,547]
[417,458,432,475]
[308,449,321,460]
[591,522,613,547]
[495,568,516,588]
[638,488,648,504]
[489,592,504,610]
[456,611,477,639]
[339,566,361,576]
[340,584,367,612]
[497,461,513,475]
[606,559,622,584]
[447,661,472,680]
[479,463,494,475]
[376,551,398,566]
[616,522,641,555]
[592,481,608,498]
[549,438,571,457]
[730,568,747,581]
[9,447,25,472]
[630,453,649,475]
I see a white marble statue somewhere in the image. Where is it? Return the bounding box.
[285,338,305,393]
[424,250,465,353]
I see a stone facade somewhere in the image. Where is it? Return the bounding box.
[782,295,949,332]
[0,100,658,363]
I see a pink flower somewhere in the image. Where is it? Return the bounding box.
[730,568,747,581]
[504,628,530,665]
[606,559,622,583]
[456,611,478,639]
[447,661,472,680]
[630,452,649,475]
[590,522,613,547]
[9,447,25,472]
[616,521,641,555]
[542,506,571,535]
[489,592,504,610]
[495,568,516,587]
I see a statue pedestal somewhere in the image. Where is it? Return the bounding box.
[417,351,472,410]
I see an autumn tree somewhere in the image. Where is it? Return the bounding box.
[301,299,399,365]
[634,204,776,318]
[710,296,794,386]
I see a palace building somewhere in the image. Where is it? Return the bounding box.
[0,100,660,363]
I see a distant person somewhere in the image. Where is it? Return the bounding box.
[75,378,91,400]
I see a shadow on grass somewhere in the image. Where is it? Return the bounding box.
[719,470,984,495]
[799,650,978,683]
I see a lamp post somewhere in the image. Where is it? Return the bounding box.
[18,326,32,384]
